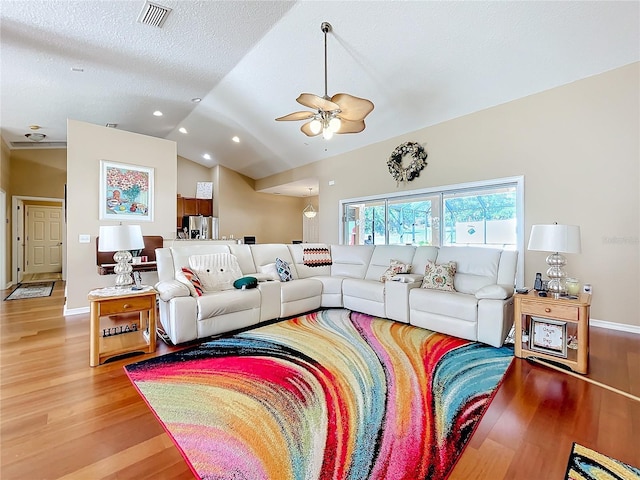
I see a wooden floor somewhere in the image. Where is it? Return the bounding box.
[1,282,638,479]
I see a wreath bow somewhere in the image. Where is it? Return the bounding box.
[387,142,428,185]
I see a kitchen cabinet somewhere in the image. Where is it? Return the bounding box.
[177,196,213,228]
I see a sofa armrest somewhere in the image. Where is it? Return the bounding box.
[155,280,191,302]
[475,284,514,300]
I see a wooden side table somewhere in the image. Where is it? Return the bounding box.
[514,291,591,374]
[88,287,157,366]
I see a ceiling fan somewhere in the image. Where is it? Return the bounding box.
[276,22,374,140]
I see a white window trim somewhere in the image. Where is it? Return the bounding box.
[338,176,525,286]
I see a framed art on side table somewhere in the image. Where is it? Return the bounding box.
[529,317,568,358]
[100,160,154,221]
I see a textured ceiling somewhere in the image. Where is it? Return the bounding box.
[1,1,638,195]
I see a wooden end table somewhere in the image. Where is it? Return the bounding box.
[88,287,157,367]
[514,290,591,374]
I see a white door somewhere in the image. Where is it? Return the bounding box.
[25,206,63,274]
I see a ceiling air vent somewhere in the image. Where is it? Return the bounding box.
[137,1,172,28]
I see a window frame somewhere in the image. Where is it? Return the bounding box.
[339,176,525,286]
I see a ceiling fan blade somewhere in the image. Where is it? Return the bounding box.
[301,121,321,137]
[331,93,374,121]
[336,118,366,134]
[275,111,315,121]
[296,93,340,111]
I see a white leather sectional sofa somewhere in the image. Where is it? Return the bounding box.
[154,243,518,347]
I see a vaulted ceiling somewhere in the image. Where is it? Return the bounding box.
[1,1,638,195]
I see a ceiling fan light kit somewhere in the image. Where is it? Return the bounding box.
[276,22,374,139]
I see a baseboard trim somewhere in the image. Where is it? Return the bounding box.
[64,306,90,316]
[590,317,640,335]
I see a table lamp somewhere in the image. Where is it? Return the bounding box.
[527,223,581,297]
[98,225,145,288]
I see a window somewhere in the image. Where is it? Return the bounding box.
[341,177,523,250]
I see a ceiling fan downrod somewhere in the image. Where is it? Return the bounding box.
[321,22,331,101]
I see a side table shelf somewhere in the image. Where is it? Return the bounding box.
[513,291,591,374]
[88,287,157,366]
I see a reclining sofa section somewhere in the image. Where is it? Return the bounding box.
[155,243,518,348]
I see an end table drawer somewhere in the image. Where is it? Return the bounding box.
[519,300,578,321]
[99,295,154,315]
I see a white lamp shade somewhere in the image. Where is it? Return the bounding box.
[98,225,145,252]
[527,224,581,254]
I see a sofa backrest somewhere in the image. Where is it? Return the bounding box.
[329,245,374,278]
[250,244,298,279]
[287,243,332,278]
[436,246,503,294]
[229,243,258,275]
[155,245,232,282]
[364,245,416,281]
[496,250,519,286]
[411,246,440,275]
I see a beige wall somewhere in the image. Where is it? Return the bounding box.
[66,120,177,310]
[216,165,303,243]
[177,155,213,197]
[257,63,640,328]
[10,149,66,198]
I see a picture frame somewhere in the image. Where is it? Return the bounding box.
[529,317,568,358]
[100,160,154,221]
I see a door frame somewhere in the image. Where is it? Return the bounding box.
[0,189,6,289]
[12,195,65,285]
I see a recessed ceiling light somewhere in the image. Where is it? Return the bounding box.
[71,67,84,72]
[105,123,118,128]
[179,127,188,134]
[202,153,211,160]
[232,136,240,143]
[153,110,163,116]
[191,97,202,103]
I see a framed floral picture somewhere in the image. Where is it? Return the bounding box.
[100,160,154,221]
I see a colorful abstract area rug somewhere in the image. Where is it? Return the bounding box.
[4,282,54,300]
[125,309,513,480]
[565,443,640,480]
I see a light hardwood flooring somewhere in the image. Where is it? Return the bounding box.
[1,281,638,479]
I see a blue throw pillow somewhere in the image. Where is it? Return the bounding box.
[275,257,293,282]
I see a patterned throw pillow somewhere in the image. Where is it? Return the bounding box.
[380,259,413,282]
[176,267,204,296]
[275,257,293,282]
[421,260,456,291]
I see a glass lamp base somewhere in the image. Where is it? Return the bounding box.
[113,250,133,287]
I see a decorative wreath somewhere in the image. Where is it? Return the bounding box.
[387,142,428,184]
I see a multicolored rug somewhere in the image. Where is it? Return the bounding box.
[565,443,640,480]
[125,309,513,480]
[4,282,54,300]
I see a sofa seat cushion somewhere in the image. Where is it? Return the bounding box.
[310,275,344,295]
[410,288,478,322]
[342,278,385,303]
[280,278,322,303]
[196,289,261,321]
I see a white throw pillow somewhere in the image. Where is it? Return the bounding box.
[188,253,243,292]
[258,263,281,281]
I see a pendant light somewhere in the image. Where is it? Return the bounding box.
[303,188,317,218]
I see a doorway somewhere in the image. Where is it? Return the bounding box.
[12,196,65,285]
